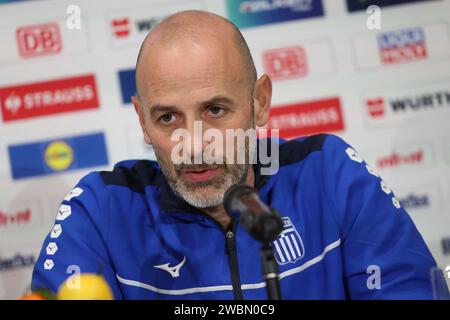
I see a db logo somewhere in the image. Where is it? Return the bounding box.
[16,22,62,58]
[263,46,308,80]
[366,97,385,118]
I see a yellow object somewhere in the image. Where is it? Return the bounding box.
[57,273,114,300]
[44,140,74,171]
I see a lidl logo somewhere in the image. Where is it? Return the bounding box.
[8,132,108,180]
[44,141,74,171]
[226,0,324,29]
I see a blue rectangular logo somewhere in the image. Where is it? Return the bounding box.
[8,132,109,180]
[377,27,427,64]
[377,27,426,50]
[346,0,440,12]
[118,68,136,105]
[226,0,324,29]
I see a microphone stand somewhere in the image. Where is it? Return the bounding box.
[260,242,282,300]
[244,208,283,300]
[224,184,283,300]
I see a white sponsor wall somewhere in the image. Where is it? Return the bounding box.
[0,0,449,299]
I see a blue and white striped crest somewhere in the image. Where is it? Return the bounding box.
[271,217,305,265]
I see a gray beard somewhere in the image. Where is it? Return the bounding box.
[158,158,249,208]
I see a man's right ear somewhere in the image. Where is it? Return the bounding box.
[132,95,152,145]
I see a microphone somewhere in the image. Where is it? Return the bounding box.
[224,184,283,243]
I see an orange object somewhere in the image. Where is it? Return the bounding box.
[20,292,46,300]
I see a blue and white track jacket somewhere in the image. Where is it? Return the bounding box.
[32,134,438,299]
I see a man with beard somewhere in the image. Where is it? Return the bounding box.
[31,10,442,300]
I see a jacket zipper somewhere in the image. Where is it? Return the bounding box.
[192,211,244,300]
[225,224,243,300]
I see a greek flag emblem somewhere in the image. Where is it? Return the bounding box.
[271,217,305,265]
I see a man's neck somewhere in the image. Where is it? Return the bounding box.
[201,166,255,231]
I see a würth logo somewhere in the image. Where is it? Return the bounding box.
[0,208,31,227]
[365,90,450,122]
[263,46,308,80]
[111,18,131,38]
[135,17,164,33]
[269,97,344,138]
[110,16,165,40]
[377,27,427,65]
[0,74,99,122]
[366,98,385,118]
[390,91,450,112]
[376,149,423,169]
[16,22,62,58]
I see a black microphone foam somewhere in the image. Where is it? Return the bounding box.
[224,183,283,242]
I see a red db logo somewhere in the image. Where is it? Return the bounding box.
[16,22,62,58]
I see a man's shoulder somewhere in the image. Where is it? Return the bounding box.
[275,133,346,169]
[78,159,162,195]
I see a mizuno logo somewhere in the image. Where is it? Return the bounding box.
[64,187,83,201]
[153,256,186,278]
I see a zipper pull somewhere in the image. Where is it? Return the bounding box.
[225,230,235,253]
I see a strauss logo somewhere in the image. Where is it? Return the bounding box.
[3,92,22,114]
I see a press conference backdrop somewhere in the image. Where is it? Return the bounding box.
[1,0,450,299]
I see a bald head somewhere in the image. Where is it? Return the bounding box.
[135,10,256,102]
[131,11,273,210]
